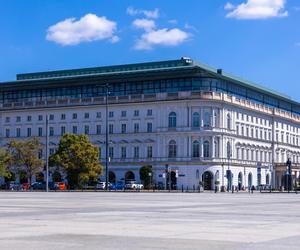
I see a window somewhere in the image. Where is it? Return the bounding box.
[227,113,231,130]
[38,115,43,121]
[72,113,77,119]
[204,112,210,127]
[84,125,89,134]
[134,146,139,158]
[38,127,43,137]
[147,122,153,133]
[16,128,21,137]
[214,141,218,158]
[16,116,21,122]
[50,148,55,156]
[168,112,177,128]
[109,111,114,118]
[121,147,126,159]
[5,129,10,138]
[121,124,127,134]
[61,114,66,120]
[61,126,66,135]
[227,141,231,158]
[121,111,127,117]
[49,114,54,120]
[109,147,114,159]
[192,112,200,128]
[73,126,77,134]
[134,110,139,117]
[109,124,114,134]
[147,109,152,116]
[168,140,177,158]
[203,141,210,158]
[134,123,139,133]
[27,116,32,122]
[49,127,54,136]
[5,117,10,123]
[84,113,89,119]
[96,112,101,118]
[192,141,200,158]
[96,125,101,135]
[236,125,239,135]
[147,146,153,158]
[27,127,31,137]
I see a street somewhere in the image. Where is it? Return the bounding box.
[0,192,300,249]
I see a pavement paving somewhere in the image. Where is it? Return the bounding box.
[0,191,300,250]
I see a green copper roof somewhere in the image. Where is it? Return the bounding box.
[13,57,292,104]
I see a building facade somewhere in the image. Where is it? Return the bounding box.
[1,57,300,190]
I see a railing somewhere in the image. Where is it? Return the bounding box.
[1,91,300,123]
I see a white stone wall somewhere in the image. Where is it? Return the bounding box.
[1,96,299,188]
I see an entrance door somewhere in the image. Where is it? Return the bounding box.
[202,171,213,190]
[248,173,253,188]
[238,172,243,190]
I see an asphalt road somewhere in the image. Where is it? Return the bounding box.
[0,191,300,250]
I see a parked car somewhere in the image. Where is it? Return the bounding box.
[96,181,112,190]
[31,182,45,190]
[125,180,144,190]
[22,183,30,191]
[53,182,66,190]
[9,182,22,191]
[111,181,125,190]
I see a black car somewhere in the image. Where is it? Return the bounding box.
[31,182,46,190]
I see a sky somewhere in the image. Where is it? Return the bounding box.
[0,0,300,100]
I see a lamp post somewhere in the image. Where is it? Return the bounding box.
[105,83,110,191]
[286,158,291,193]
[45,114,49,192]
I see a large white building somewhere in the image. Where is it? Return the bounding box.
[1,57,300,190]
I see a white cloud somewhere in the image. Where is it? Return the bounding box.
[46,13,119,46]
[224,2,235,10]
[226,0,288,20]
[132,18,156,31]
[134,28,189,50]
[127,6,159,19]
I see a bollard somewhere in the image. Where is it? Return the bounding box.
[186,186,188,192]
[193,185,195,192]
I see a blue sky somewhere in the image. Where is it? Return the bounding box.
[0,0,300,100]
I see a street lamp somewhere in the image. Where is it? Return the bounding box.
[286,158,292,193]
[45,114,49,192]
[105,83,110,191]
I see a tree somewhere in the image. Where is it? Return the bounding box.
[50,133,103,189]
[0,149,11,179]
[139,166,153,189]
[7,138,43,185]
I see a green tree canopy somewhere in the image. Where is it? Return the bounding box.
[7,138,43,184]
[139,166,153,189]
[50,133,103,189]
[0,149,11,179]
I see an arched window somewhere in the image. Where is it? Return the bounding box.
[192,112,200,128]
[227,141,231,159]
[227,113,231,130]
[203,140,210,158]
[168,140,177,158]
[204,112,210,127]
[192,140,200,158]
[168,112,177,128]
